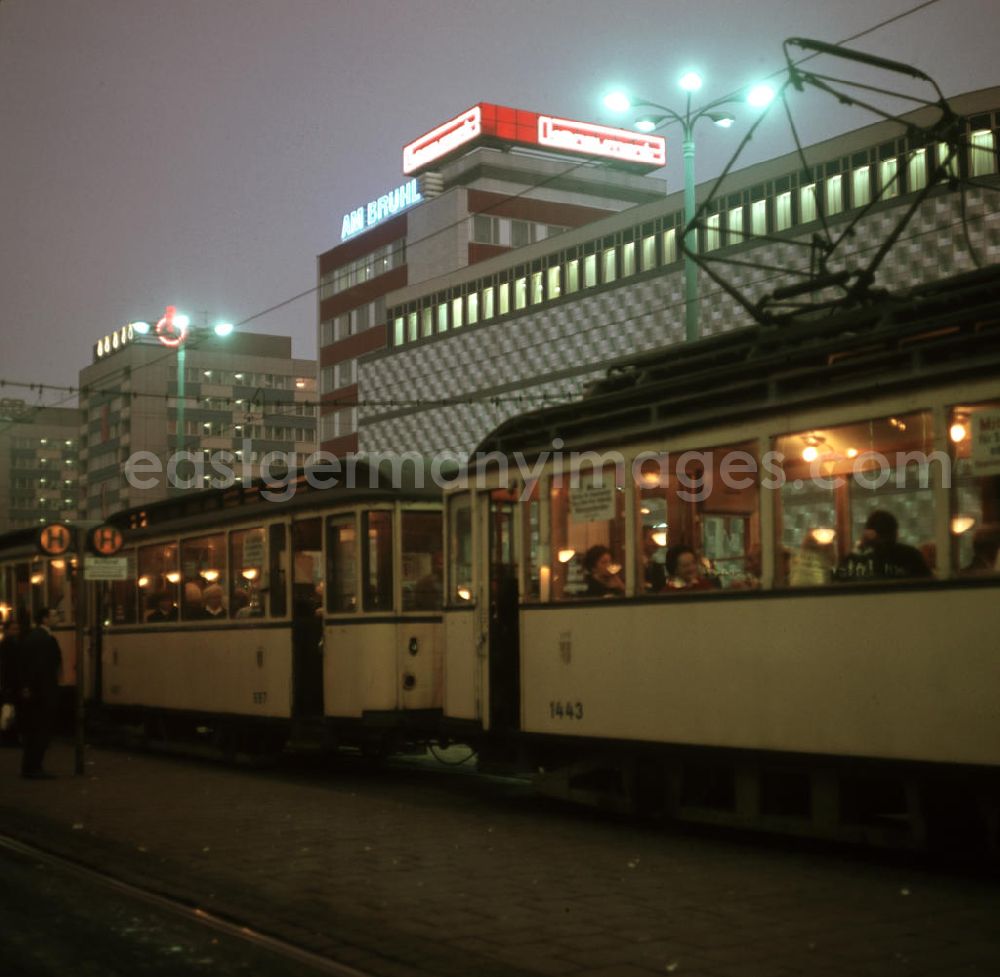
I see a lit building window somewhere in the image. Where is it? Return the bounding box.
[879,158,899,199]
[602,247,617,283]
[800,183,817,223]
[437,302,448,332]
[751,199,767,236]
[641,235,656,271]
[452,296,464,328]
[547,266,561,300]
[662,228,677,264]
[729,205,745,242]
[421,308,433,338]
[705,214,720,251]
[622,241,635,277]
[407,311,418,343]
[514,276,527,310]
[852,165,870,207]
[583,253,597,288]
[468,291,479,325]
[774,192,791,231]
[393,317,404,345]
[498,283,510,315]
[971,129,997,176]
[908,148,927,190]
[565,259,580,293]
[937,141,959,179]
[482,286,495,320]
[531,271,543,304]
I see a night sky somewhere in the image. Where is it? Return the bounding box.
[2,0,998,401]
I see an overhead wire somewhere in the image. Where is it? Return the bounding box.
[2,0,961,432]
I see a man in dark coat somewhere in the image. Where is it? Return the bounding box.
[836,509,932,581]
[18,607,62,779]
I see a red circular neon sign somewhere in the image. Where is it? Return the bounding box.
[155,305,188,348]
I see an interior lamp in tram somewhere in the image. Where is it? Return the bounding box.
[801,435,824,463]
[456,585,472,602]
[241,568,259,581]
[950,420,968,444]
[201,569,220,582]
[166,571,181,584]
[651,524,668,548]
[137,575,150,588]
[810,527,837,546]
[30,571,44,586]
[951,515,977,535]
[557,548,576,564]
[51,559,65,570]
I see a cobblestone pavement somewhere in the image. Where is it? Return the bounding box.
[1,742,999,977]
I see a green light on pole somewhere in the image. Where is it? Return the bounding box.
[603,73,776,342]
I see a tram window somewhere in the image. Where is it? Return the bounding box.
[181,533,227,620]
[292,518,323,618]
[775,411,936,585]
[551,464,626,599]
[362,511,393,611]
[138,543,179,622]
[448,495,473,603]
[29,561,45,617]
[637,445,759,592]
[325,515,357,613]
[229,528,265,617]
[46,558,72,624]
[402,511,443,611]
[109,551,137,625]
[521,480,542,602]
[950,400,1000,575]
[269,525,288,617]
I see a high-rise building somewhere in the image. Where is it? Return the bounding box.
[79,324,316,520]
[317,103,670,456]
[0,403,82,532]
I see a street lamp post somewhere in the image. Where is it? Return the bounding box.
[605,73,774,342]
[133,307,233,482]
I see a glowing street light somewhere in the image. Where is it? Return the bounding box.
[603,74,776,341]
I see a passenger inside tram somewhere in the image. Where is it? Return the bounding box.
[664,545,716,592]
[835,509,932,581]
[583,545,625,597]
[146,592,177,622]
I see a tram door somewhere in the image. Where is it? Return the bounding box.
[488,492,520,732]
[291,519,324,717]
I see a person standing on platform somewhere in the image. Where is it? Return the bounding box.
[0,618,23,746]
[17,607,62,779]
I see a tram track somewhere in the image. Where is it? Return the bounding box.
[0,832,376,977]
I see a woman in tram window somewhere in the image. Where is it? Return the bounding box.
[582,545,625,597]
[664,545,716,592]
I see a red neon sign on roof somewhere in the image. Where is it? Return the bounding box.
[402,103,665,176]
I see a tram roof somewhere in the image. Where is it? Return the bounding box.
[476,265,1000,459]
[106,458,441,538]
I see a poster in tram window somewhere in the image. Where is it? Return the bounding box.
[972,411,1000,476]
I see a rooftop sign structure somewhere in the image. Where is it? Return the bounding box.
[402,103,666,176]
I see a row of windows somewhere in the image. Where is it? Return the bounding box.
[471,216,569,247]
[319,240,406,300]
[167,368,308,390]
[319,297,387,348]
[449,399,1000,604]
[392,122,999,348]
[319,407,358,442]
[392,225,679,344]
[8,436,76,449]
[320,360,357,394]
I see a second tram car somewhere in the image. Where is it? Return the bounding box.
[441,266,1000,853]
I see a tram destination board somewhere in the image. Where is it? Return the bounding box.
[84,556,129,581]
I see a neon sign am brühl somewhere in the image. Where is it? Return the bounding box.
[341,179,422,241]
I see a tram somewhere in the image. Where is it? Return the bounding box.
[1,463,444,755]
[441,265,1000,853]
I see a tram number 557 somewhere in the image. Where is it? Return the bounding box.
[549,700,584,720]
